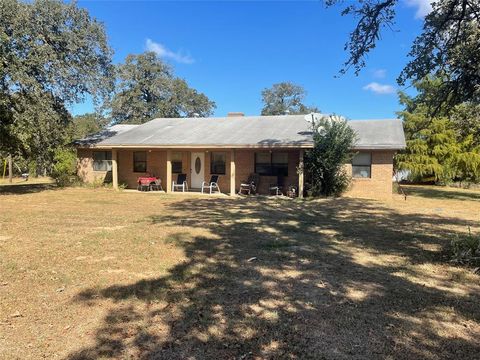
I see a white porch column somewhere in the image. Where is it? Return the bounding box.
[112,149,118,191]
[298,149,304,198]
[166,150,172,193]
[230,149,236,196]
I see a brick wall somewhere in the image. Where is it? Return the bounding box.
[234,150,300,194]
[345,150,394,199]
[117,150,167,189]
[77,148,301,194]
[77,148,394,198]
[77,148,111,184]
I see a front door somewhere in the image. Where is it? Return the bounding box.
[190,152,205,188]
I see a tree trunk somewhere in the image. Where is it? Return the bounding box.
[8,154,13,183]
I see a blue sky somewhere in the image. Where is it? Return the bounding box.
[73,0,431,119]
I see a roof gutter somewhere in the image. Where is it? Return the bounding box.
[76,143,405,151]
[77,143,315,149]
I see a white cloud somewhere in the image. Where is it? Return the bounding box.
[405,0,433,19]
[372,68,387,79]
[145,39,194,64]
[363,82,396,95]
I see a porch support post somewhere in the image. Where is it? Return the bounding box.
[166,150,172,193]
[230,149,236,196]
[112,149,118,191]
[298,149,304,198]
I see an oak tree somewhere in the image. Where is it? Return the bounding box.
[110,52,215,124]
[0,0,113,169]
[327,0,480,108]
[261,82,319,116]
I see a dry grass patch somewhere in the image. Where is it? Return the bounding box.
[0,186,479,359]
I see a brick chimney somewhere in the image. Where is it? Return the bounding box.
[227,112,244,117]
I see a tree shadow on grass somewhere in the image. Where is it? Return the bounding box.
[404,185,480,202]
[68,197,480,359]
[0,182,57,195]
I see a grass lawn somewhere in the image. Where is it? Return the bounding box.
[1,185,479,359]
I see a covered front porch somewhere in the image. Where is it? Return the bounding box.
[105,148,305,197]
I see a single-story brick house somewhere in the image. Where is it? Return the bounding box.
[74,113,406,199]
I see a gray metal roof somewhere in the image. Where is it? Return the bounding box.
[349,119,406,150]
[88,115,405,150]
[73,124,138,147]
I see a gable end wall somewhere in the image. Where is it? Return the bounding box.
[345,150,395,199]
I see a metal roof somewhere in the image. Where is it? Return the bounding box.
[81,115,405,150]
[348,119,406,150]
[73,124,138,147]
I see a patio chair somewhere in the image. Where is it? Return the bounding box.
[172,173,188,192]
[150,178,163,191]
[286,185,297,198]
[269,174,285,196]
[238,173,260,195]
[201,175,221,194]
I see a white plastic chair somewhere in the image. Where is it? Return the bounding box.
[201,175,221,194]
[172,174,188,192]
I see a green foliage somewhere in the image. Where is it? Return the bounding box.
[304,116,356,197]
[0,0,113,163]
[118,182,128,190]
[396,78,480,184]
[398,76,453,117]
[28,161,37,178]
[110,52,215,124]
[327,0,480,108]
[451,103,480,147]
[51,148,77,186]
[325,0,397,75]
[68,113,108,141]
[261,82,319,116]
[451,227,480,266]
[400,1,480,107]
[396,114,460,183]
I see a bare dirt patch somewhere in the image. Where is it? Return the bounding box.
[1,186,479,359]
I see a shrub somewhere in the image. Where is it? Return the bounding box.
[303,115,357,197]
[51,148,78,186]
[101,180,128,190]
[451,226,480,265]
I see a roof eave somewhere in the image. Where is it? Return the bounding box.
[87,143,315,149]
[77,143,405,150]
[353,145,406,150]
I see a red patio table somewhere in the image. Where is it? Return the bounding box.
[137,176,160,191]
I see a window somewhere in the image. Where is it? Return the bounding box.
[255,153,271,175]
[210,152,226,174]
[133,151,147,173]
[272,153,288,176]
[352,152,372,178]
[172,152,183,173]
[255,152,288,176]
[93,151,112,171]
